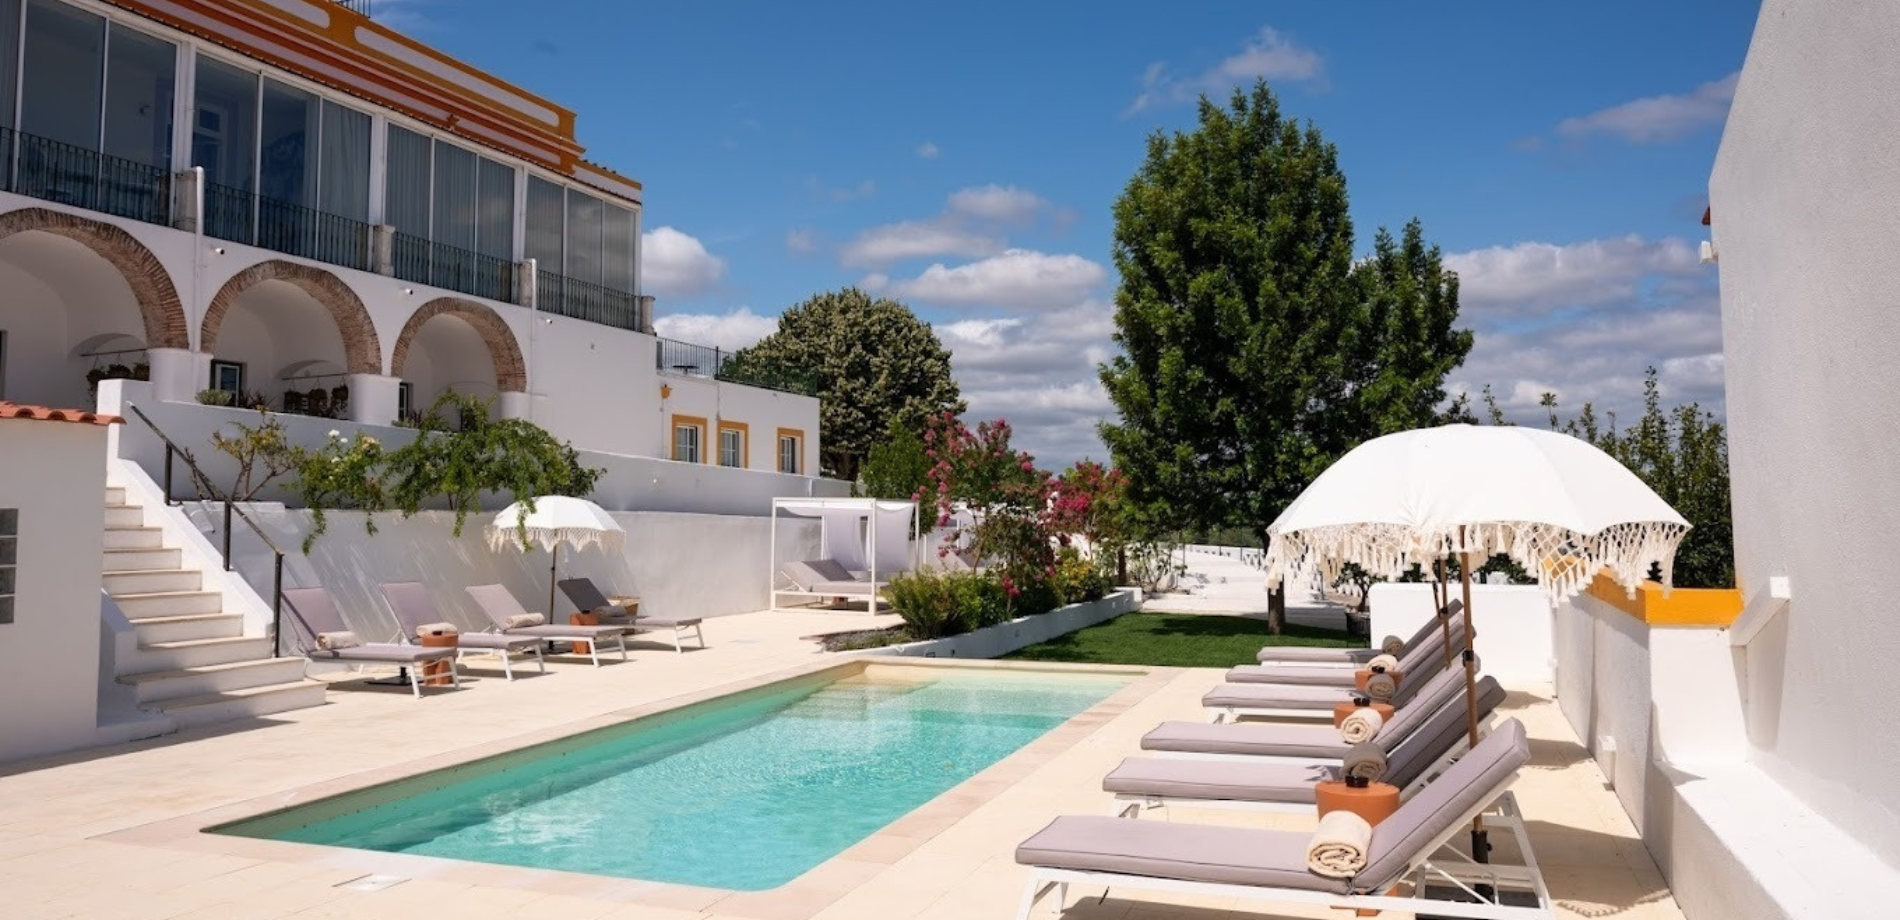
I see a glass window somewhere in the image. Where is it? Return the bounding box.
[604,204,635,294]
[524,176,564,270]
[210,360,244,395]
[192,55,259,192]
[0,506,14,625]
[566,189,604,284]
[102,24,175,168]
[476,156,514,259]
[259,79,316,207]
[318,102,370,222]
[779,435,799,474]
[719,428,743,468]
[0,0,20,129]
[384,125,431,236]
[21,0,105,149]
[431,141,476,250]
[674,423,701,463]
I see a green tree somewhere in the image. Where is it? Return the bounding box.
[721,288,964,480]
[858,417,933,500]
[1099,81,1470,632]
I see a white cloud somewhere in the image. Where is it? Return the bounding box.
[936,301,1120,466]
[946,184,1048,223]
[839,221,1002,269]
[872,250,1108,310]
[916,141,941,160]
[1446,235,1703,316]
[784,228,818,256]
[651,307,778,353]
[639,227,726,299]
[1127,26,1325,115]
[1554,73,1739,144]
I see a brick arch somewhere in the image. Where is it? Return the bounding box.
[0,207,188,349]
[389,298,527,392]
[202,260,382,375]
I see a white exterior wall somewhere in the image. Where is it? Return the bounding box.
[1367,582,1552,684]
[659,372,820,474]
[1710,0,1900,870]
[0,419,109,763]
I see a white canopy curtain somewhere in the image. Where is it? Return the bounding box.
[770,498,920,614]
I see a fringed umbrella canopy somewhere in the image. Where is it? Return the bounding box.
[486,496,624,554]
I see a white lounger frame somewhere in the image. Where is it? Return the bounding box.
[1150,713,1499,764]
[1020,788,1554,920]
[307,656,462,700]
[491,628,629,667]
[630,620,706,653]
[385,630,545,682]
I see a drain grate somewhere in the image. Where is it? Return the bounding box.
[335,874,409,892]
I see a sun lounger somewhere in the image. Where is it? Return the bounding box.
[465,583,629,666]
[1106,677,1508,817]
[1144,664,1475,762]
[1014,719,1549,920]
[281,586,460,699]
[1255,600,1464,666]
[558,577,705,653]
[1204,623,1468,722]
[780,558,889,597]
[380,581,544,680]
[1228,609,1466,687]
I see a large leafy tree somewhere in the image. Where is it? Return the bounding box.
[1100,81,1470,631]
[723,288,964,480]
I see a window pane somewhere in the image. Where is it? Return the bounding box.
[21,0,104,149]
[384,126,430,236]
[525,176,564,269]
[102,25,174,168]
[431,141,476,249]
[192,54,258,192]
[259,79,316,207]
[475,156,515,259]
[720,429,741,467]
[0,0,19,128]
[319,102,370,221]
[603,204,635,293]
[565,190,603,284]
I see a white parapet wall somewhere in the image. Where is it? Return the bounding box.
[1368,582,1552,683]
[872,589,1143,660]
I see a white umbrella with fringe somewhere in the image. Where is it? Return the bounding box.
[486,496,625,620]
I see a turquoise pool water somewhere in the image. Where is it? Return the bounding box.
[218,667,1129,891]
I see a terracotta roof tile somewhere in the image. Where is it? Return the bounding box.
[0,401,122,426]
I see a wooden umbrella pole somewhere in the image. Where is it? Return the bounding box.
[1435,556,1454,671]
[1460,536,1491,870]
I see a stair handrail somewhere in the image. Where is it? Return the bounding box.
[122,403,288,657]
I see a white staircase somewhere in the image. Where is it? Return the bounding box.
[103,486,325,729]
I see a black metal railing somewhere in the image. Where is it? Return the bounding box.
[654,336,818,396]
[204,182,373,272]
[718,361,819,397]
[0,127,171,226]
[125,404,288,658]
[392,231,517,303]
[332,0,374,16]
[537,269,641,330]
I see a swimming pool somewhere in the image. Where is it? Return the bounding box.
[215,664,1131,891]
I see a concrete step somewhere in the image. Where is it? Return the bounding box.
[115,590,223,619]
[126,613,244,644]
[127,636,275,673]
[104,504,144,528]
[102,547,184,573]
[103,569,203,596]
[104,486,126,505]
[102,526,166,549]
[155,680,328,730]
[121,657,310,704]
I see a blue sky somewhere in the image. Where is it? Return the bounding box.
[382,0,1761,467]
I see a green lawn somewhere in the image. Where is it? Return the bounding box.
[1003,612,1359,668]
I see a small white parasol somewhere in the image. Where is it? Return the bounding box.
[486,496,624,617]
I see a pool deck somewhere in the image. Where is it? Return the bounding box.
[0,606,1681,920]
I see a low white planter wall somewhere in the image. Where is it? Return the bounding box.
[873,588,1142,659]
[1369,582,1554,683]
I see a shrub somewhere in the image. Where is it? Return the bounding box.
[887,570,965,639]
[948,571,1010,628]
[1052,548,1110,606]
[196,388,235,407]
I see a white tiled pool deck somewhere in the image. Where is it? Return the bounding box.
[0,606,1681,920]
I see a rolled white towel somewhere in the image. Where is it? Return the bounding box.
[1380,634,1404,657]
[502,612,546,629]
[1365,653,1400,674]
[315,630,360,651]
[1306,809,1374,878]
[1343,742,1388,783]
[1339,706,1385,744]
[414,621,460,638]
[1364,671,1399,702]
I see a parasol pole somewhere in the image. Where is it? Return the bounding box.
[1459,526,1491,871]
[549,542,559,620]
[1433,553,1454,671]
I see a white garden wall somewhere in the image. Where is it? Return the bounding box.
[1368,582,1552,683]
[873,589,1143,660]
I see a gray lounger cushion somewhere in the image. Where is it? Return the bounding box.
[1355,718,1529,892]
[560,578,702,627]
[1202,681,1352,711]
[1150,665,1472,757]
[1235,613,1467,687]
[503,623,629,639]
[1255,645,1380,665]
[308,644,456,664]
[805,558,856,582]
[1104,758,1335,804]
[283,587,457,664]
[1016,815,1349,894]
[449,632,543,651]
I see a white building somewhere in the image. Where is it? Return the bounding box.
[0,0,818,475]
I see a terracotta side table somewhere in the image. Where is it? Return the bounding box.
[1353,668,1403,693]
[417,632,459,686]
[570,612,600,654]
[608,595,641,617]
[1316,779,1402,915]
[1332,701,1395,728]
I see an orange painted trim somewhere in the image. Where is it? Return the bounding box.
[775,427,805,475]
[1585,569,1742,627]
[716,419,751,469]
[670,414,709,464]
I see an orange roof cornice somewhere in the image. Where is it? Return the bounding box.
[0,402,123,426]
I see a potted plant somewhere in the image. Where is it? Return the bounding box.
[196,388,235,407]
[104,363,133,380]
[132,362,150,381]
[282,390,305,414]
[86,367,109,394]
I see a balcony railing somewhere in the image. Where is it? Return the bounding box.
[203,182,372,272]
[391,232,516,303]
[332,0,374,16]
[656,336,818,397]
[0,128,170,226]
[538,269,642,331]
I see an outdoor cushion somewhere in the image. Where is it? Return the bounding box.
[1103,757,1335,804]
[780,561,828,590]
[1384,677,1506,788]
[1016,816,1349,894]
[1142,720,1354,759]
[806,580,884,596]
[315,630,360,650]
[804,558,856,582]
[1256,645,1379,665]
[502,623,627,639]
[1355,718,1529,893]
[448,632,541,651]
[309,645,455,664]
[1203,681,1353,711]
[1226,664,1359,687]
[633,614,703,627]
